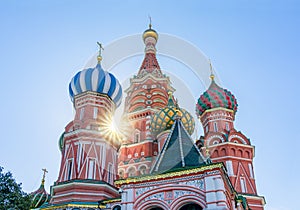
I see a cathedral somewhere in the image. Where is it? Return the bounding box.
[30,24,266,210]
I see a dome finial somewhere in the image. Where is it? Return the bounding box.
[148,15,152,29]
[167,91,175,107]
[209,59,215,81]
[97,42,104,64]
[41,168,48,185]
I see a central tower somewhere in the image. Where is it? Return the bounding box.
[117,24,175,178]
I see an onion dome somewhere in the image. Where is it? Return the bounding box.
[150,93,195,137]
[196,72,238,116]
[30,169,50,209]
[68,43,122,107]
[143,23,158,42]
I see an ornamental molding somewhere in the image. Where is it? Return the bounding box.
[228,134,247,145]
[135,178,205,198]
[125,74,173,92]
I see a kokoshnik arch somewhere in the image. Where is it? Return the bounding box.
[29,24,266,210]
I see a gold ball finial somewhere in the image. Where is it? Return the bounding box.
[143,16,158,42]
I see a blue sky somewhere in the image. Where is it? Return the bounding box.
[0,1,299,210]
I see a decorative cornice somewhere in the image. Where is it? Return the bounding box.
[115,163,223,186]
[201,107,234,118]
[125,74,174,93]
[41,203,101,210]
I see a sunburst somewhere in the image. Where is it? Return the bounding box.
[100,114,123,144]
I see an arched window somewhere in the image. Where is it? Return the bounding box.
[240,177,247,193]
[213,150,219,157]
[107,163,113,184]
[134,130,140,143]
[225,122,229,131]
[213,122,218,132]
[65,159,73,180]
[93,107,98,119]
[128,167,136,177]
[237,149,243,157]
[139,165,147,175]
[79,108,84,120]
[245,150,250,159]
[118,170,124,179]
[87,159,95,179]
[230,148,236,156]
[220,148,226,156]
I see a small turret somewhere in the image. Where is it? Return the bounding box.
[30,169,50,209]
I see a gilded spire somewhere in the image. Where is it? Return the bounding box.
[41,168,48,185]
[97,42,104,64]
[209,59,215,81]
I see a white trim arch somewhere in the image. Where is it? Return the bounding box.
[138,164,148,170]
[139,200,169,210]
[134,185,205,210]
[228,134,247,145]
[111,204,121,210]
[126,166,137,177]
[170,195,206,210]
[138,164,148,175]
[206,135,225,146]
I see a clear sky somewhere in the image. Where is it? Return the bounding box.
[0,1,299,210]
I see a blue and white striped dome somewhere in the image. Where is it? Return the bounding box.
[69,63,122,107]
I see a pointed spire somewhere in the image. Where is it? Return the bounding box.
[151,118,206,174]
[97,42,104,64]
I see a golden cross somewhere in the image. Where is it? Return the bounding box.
[97,42,104,56]
[42,168,48,180]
